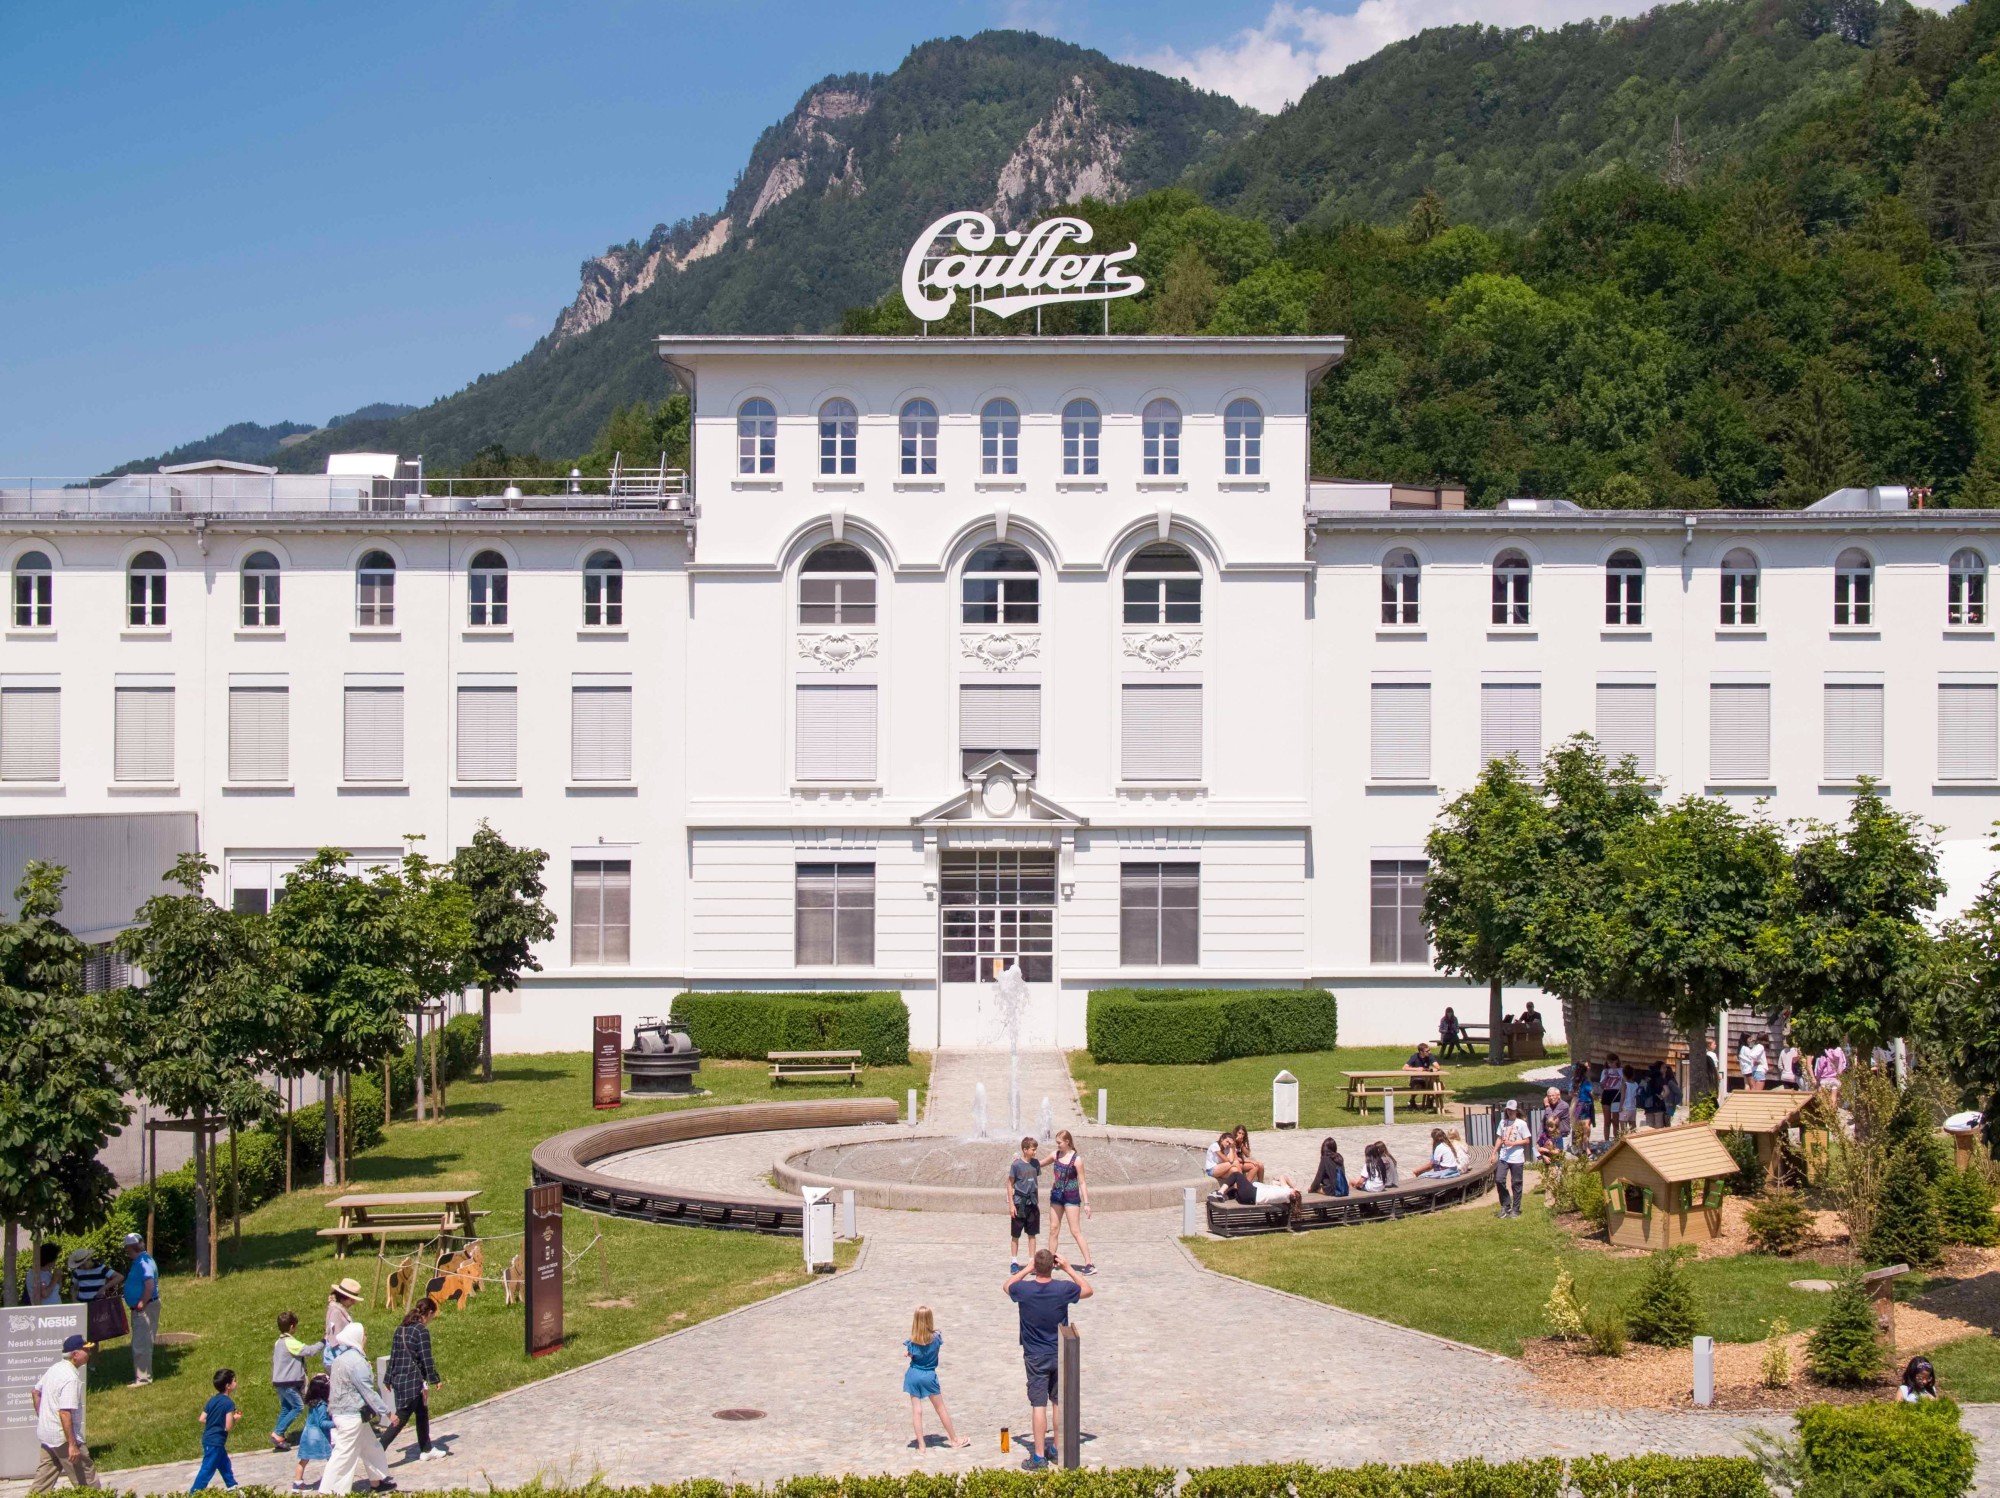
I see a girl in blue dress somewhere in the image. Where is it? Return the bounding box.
[289,1375,332,1493]
[901,1307,969,1452]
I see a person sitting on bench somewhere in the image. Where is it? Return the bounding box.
[1411,1127,1462,1178]
[1228,1126,1266,1183]
[1309,1137,1348,1197]
[1438,1007,1462,1054]
[1406,1041,1438,1071]
[1359,1141,1399,1192]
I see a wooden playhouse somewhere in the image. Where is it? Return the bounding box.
[1589,1124,1740,1249]
[1712,1089,1821,1185]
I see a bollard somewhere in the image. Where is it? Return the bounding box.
[1059,1324,1081,1469]
[1384,1090,1395,1127]
[1693,1336,1715,1406]
[841,1188,856,1239]
[1182,1185,1199,1236]
[1097,1089,1107,1127]
[908,1088,919,1127]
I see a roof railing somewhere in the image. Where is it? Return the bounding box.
[0,470,691,517]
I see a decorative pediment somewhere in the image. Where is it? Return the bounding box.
[959,632,1041,672]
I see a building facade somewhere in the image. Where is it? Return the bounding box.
[4,335,1997,1050]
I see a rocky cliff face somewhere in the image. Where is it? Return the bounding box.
[991,77,1134,225]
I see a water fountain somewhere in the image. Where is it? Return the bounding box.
[993,961,1030,1133]
[972,1082,989,1139]
[1039,1096,1054,1142]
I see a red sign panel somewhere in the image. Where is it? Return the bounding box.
[524,1182,564,1358]
[593,1015,622,1109]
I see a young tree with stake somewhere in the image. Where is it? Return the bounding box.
[451,822,555,1084]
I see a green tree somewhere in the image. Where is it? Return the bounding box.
[1424,756,1552,1062]
[0,864,130,1304]
[1149,240,1221,334]
[451,823,556,1084]
[1806,1273,1886,1386]
[1937,1166,2000,1247]
[115,855,295,1275]
[1933,844,2000,1123]
[1405,187,1449,245]
[1866,1141,1945,1268]
[1624,1246,1706,1347]
[377,843,474,1122]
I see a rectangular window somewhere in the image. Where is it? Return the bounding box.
[1940,682,1999,781]
[343,683,404,783]
[794,863,876,966]
[1370,682,1430,781]
[456,682,518,782]
[1119,862,1199,966]
[959,682,1040,774]
[571,860,631,965]
[1824,682,1885,782]
[795,683,878,782]
[226,684,288,782]
[1710,682,1772,782]
[1370,860,1429,964]
[1595,682,1657,777]
[1479,681,1541,767]
[572,680,634,782]
[0,684,60,782]
[1120,683,1201,782]
[114,685,174,783]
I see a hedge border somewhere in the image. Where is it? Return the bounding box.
[1086,988,1338,1065]
[671,991,911,1066]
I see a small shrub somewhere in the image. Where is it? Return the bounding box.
[1084,987,1338,1064]
[1745,1187,1813,1255]
[1583,1305,1628,1358]
[1806,1274,1886,1387]
[1761,1317,1793,1388]
[1544,1265,1586,1341]
[1688,1091,1719,1123]
[1625,1246,1705,1348]
[1570,1456,1766,1498]
[1720,1128,1766,1195]
[1865,1142,1945,1268]
[671,991,909,1066]
[1795,1399,1975,1498]
[1937,1166,2000,1248]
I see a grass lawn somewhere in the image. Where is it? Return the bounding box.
[1071,1044,1569,1131]
[1923,1334,2000,1401]
[77,1051,925,1470]
[1188,1195,1851,1356]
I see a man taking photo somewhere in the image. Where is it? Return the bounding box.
[1003,1248,1091,1470]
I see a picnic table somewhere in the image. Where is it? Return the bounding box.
[1440,1024,1487,1060]
[318,1190,488,1258]
[1343,1068,1449,1115]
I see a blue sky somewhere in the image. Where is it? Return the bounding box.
[0,0,1665,472]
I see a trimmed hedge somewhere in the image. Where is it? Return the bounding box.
[672,991,910,1066]
[1086,988,1338,1064]
[1795,1400,1975,1498]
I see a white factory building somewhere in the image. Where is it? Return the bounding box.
[4,333,1998,1050]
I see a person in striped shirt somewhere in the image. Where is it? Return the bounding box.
[66,1249,114,1303]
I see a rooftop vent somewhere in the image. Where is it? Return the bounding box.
[1497,496,1582,514]
[1806,485,1911,512]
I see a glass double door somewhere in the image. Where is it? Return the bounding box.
[939,850,1055,1046]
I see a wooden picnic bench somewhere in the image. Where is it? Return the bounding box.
[768,1049,863,1086]
[1343,1068,1449,1115]
[318,1190,488,1258]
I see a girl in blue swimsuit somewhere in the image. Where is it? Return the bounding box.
[1047,1129,1094,1272]
[901,1306,969,1452]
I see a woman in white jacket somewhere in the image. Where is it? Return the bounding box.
[318,1323,395,1494]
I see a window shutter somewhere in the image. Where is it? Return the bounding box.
[456,685,518,781]
[227,686,288,782]
[1121,683,1202,781]
[1824,683,1885,781]
[571,860,631,965]
[1709,683,1771,782]
[958,683,1041,751]
[1479,682,1540,766]
[1595,683,1657,776]
[343,686,404,782]
[113,686,174,782]
[1370,682,1430,780]
[1939,683,1999,781]
[571,685,633,781]
[0,686,60,781]
[795,684,877,781]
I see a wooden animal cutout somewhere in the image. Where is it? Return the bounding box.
[425,1241,484,1311]
[385,1254,419,1311]
[502,1253,524,1306]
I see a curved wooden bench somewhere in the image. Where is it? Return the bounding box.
[1205,1148,1496,1237]
[531,1098,899,1236]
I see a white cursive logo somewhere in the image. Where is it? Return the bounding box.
[901,210,1144,323]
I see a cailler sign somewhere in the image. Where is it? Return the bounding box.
[901,210,1144,323]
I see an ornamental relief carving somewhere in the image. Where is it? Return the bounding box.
[795,633,879,672]
[1122,631,1204,671]
[958,632,1042,672]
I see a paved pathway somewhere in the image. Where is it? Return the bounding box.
[31,1050,2000,1493]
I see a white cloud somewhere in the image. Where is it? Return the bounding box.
[1131,0,1663,112]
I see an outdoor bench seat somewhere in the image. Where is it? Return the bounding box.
[1204,1148,1496,1238]
[768,1050,864,1085]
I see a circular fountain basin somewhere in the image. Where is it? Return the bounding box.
[775,1133,1210,1211]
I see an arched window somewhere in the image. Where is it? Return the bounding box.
[962,542,1039,625]
[1224,398,1264,476]
[1605,549,1645,627]
[818,399,857,476]
[1062,399,1100,476]
[1949,548,1987,627]
[1492,550,1531,626]
[240,550,281,629]
[1381,548,1420,626]
[736,397,776,475]
[356,550,396,627]
[1123,542,1201,625]
[800,542,876,626]
[583,551,623,627]
[899,398,938,476]
[468,549,509,626]
[1834,547,1873,627]
[1142,399,1181,477]
[12,550,51,629]
[981,399,1019,475]
[1720,548,1760,627]
[127,550,167,628]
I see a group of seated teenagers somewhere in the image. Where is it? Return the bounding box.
[1204,1124,1474,1208]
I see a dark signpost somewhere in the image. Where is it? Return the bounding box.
[1059,1324,1080,1469]
[524,1183,564,1358]
[592,1015,623,1109]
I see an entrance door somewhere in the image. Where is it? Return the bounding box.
[939,850,1056,1047]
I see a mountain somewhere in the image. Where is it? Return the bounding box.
[109,402,417,476]
[1192,0,1883,230]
